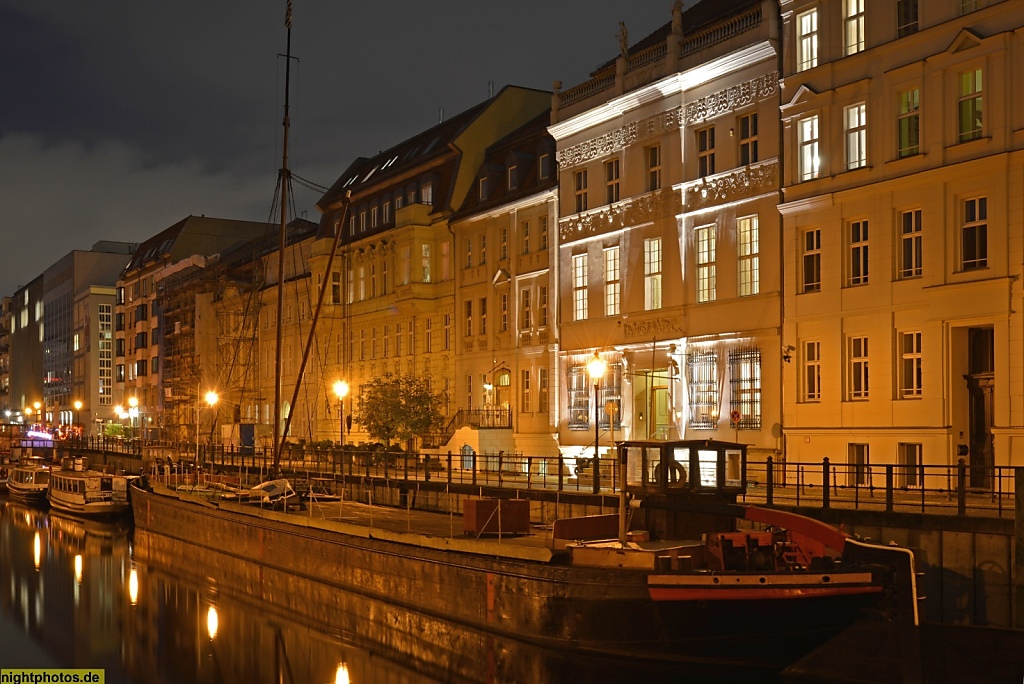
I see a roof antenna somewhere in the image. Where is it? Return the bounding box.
[488,80,494,98]
[439,107,444,123]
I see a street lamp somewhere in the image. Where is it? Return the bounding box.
[73,400,83,439]
[127,396,139,441]
[197,391,219,460]
[333,380,349,447]
[587,352,607,494]
[33,401,41,429]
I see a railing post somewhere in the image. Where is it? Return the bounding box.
[446,450,452,484]
[766,455,774,506]
[957,457,967,516]
[527,456,532,490]
[403,450,409,481]
[558,455,564,491]
[498,451,504,489]
[886,464,894,512]
[472,452,477,486]
[822,457,830,509]
[1014,468,1024,628]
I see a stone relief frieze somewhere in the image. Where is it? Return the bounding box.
[559,188,681,244]
[684,159,778,211]
[556,71,778,170]
[624,317,683,339]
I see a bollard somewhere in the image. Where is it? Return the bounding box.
[766,455,774,506]
[957,457,967,516]
[822,457,831,509]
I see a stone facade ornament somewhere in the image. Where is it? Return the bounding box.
[557,71,777,170]
[559,188,682,244]
[624,317,683,339]
[685,159,779,211]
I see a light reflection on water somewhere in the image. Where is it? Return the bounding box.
[0,500,772,683]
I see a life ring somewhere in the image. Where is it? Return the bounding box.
[655,459,686,486]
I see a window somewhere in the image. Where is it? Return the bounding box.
[899,209,922,279]
[331,271,341,304]
[479,177,490,201]
[897,88,920,158]
[567,366,591,430]
[520,289,532,330]
[500,227,508,261]
[844,0,865,56]
[803,341,821,402]
[382,260,389,293]
[799,116,820,181]
[848,220,869,286]
[574,170,588,213]
[465,238,473,268]
[443,314,451,350]
[697,127,715,177]
[696,226,716,303]
[797,9,818,71]
[521,221,531,254]
[739,113,758,165]
[572,254,588,321]
[421,244,431,283]
[737,216,759,296]
[384,325,390,357]
[480,234,487,265]
[539,286,548,327]
[539,153,552,179]
[958,69,983,142]
[802,229,821,293]
[898,443,922,487]
[359,330,366,361]
[899,331,923,399]
[464,300,473,337]
[539,368,549,413]
[500,293,509,331]
[604,246,620,316]
[647,145,662,191]
[687,350,718,429]
[644,238,663,310]
[420,182,433,205]
[371,206,378,228]
[897,0,918,37]
[844,103,868,171]
[370,264,378,297]
[961,197,988,271]
[346,269,354,304]
[508,165,518,190]
[371,328,378,360]
[729,348,761,429]
[440,240,450,281]
[479,297,487,335]
[848,444,869,485]
[466,374,474,410]
[521,370,531,412]
[539,216,548,251]
[605,158,620,204]
[848,336,869,400]
[382,201,391,224]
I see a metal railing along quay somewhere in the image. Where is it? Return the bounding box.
[50,438,1018,520]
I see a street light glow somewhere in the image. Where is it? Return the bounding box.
[205,391,219,407]
[587,352,607,381]
[333,380,349,400]
[73,400,83,411]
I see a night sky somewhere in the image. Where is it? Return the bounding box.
[0,1,683,297]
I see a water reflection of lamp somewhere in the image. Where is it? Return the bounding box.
[335,663,350,684]
[128,567,139,606]
[206,605,219,640]
[74,555,83,583]
[33,531,41,570]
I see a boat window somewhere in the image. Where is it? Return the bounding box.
[697,449,718,487]
[625,446,644,486]
[671,447,690,488]
[725,449,742,487]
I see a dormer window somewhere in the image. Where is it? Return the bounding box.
[508,165,518,190]
[420,182,433,206]
[479,177,490,200]
[539,153,552,179]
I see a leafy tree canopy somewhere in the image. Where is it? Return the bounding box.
[354,373,447,446]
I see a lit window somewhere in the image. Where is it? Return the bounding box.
[604,246,620,316]
[687,350,718,429]
[479,297,487,335]
[737,216,759,296]
[520,289,532,330]
[500,293,509,331]
[574,170,588,213]
[539,368,549,413]
[845,103,867,170]
[695,226,716,303]
[697,127,715,177]
[958,69,983,142]
[500,227,508,261]
[799,116,820,181]
[464,300,473,337]
[729,348,761,430]
[844,0,865,56]
[539,216,548,251]
[522,221,531,254]
[647,145,662,191]
[797,9,818,71]
[521,370,531,412]
[644,238,663,310]
[897,88,920,158]
[572,254,588,321]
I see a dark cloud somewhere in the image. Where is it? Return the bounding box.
[0,0,681,295]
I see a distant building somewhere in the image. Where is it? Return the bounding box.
[0,296,11,417]
[9,275,45,424]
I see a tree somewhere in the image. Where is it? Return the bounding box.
[354,373,447,447]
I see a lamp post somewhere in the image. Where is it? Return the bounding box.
[333,380,349,447]
[33,401,41,430]
[587,352,607,494]
[73,400,83,440]
[127,396,139,441]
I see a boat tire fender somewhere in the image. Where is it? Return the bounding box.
[655,460,686,486]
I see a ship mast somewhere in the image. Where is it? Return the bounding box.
[272,1,293,473]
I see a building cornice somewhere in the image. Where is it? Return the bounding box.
[559,188,681,245]
[549,41,778,144]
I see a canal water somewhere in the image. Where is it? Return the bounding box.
[0,500,780,683]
